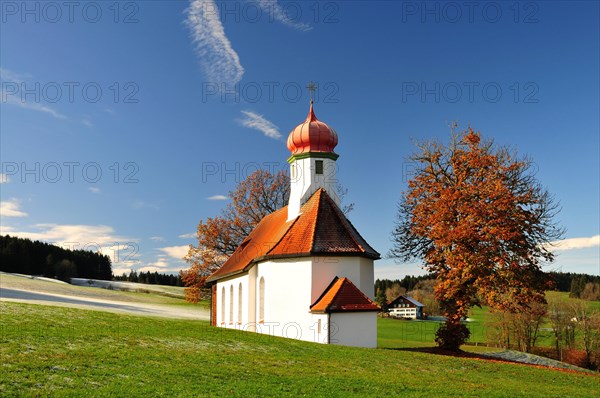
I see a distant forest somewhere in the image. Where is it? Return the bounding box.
[0,235,181,286]
[1,235,112,281]
[375,274,434,294]
[113,270,182,286]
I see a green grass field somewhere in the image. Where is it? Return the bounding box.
[1,302,597,397]
[380,291,600,349]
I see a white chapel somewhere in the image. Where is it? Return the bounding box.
[207,101,380,348]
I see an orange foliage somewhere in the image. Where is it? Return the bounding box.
[391,126,563,349]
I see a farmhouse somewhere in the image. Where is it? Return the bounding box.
[387,295,424,319]
[206,101,380,348]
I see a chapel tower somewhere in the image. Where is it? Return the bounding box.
[286,100,341,220]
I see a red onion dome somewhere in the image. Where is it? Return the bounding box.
[287,102,338,155]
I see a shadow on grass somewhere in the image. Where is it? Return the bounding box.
[383,346,484,359]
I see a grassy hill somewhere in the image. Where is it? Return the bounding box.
[0,273,203,308]
[1,302,597,397]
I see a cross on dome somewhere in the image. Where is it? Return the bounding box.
[306,81,317,102]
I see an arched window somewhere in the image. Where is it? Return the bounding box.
[229,285,234,324]
[221,286,225,324]
[238,283,243,324]
[259,277,265,322]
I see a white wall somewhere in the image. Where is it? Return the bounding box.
[330,312,378,348]
[247,265,257,332]
[214,255,376,348]
[389,307,417,319]
[359,257,375,299]
[288,157,340,220]
[255,258,326,343]
[311,256,375,303]
[215,273,249,330]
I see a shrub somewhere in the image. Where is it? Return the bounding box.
[435,321,471,351]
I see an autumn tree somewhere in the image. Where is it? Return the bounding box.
[385,283,407,303]
[409,279,441,317]
[390,126,564,351]
[180,169,289,302]
[181,169,354,302]
[580,282,600,301]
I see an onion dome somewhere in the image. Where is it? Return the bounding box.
[287,101,338,156]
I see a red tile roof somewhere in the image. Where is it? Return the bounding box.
[207,189,380,282]
[310,277,380,313]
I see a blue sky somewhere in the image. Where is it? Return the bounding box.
[1,1,598,279]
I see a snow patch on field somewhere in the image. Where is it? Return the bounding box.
[70,278,184,298]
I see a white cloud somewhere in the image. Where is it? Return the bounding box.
[179,232,196,239]
[207,195,228,201]
[549,235,600,251]
[2,223,128,246]
[0,223,139,268]
[149,236,165,242]
[239,110,281,139]
[88,187,101,194]
[256,0,312,31]
[139,257,170,273]
[158,245,190,260]
[1,68,66,120]
[82,118,93,127]
[0,67,30,82]
[132,200,160,210]
[3,95,67,119]
[137,266,167,273]
[0,173,10,184]
[0,199,27,217]
[185,0,244,86]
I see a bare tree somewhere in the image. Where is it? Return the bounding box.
[570,300,600,368]
[547,297,575,360]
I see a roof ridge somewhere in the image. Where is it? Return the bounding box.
[307,189,323,253]
[266,208,302,257]
[320,190,367,253]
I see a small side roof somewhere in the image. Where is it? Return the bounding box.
[310,277,380,313]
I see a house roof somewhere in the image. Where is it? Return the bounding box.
[404,296,424,307]
[310,277,380,313]
[207,189,380,282]
[388,295,424,307]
